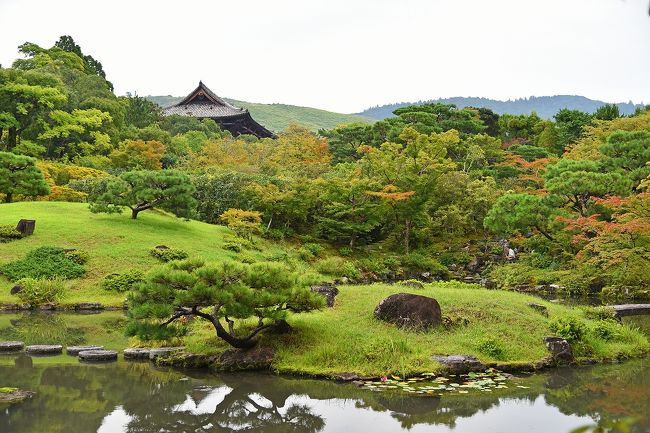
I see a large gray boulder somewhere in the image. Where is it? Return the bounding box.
[311,284,339,307]
[374,293,442,329]
[543,336,574,365]
[432,354,485,374]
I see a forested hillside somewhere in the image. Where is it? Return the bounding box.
[359,95,645,120]
[146,95,373,132]
[2,35,650,307]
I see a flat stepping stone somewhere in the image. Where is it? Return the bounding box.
[25,345,63,355]
[148,347,184,360]
[78,350,118,362]
[67,345,104,356]
[123,348,151,360]
[0,341,24,352]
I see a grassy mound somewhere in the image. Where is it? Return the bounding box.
[0,202,304,306]
[182,282,649,377]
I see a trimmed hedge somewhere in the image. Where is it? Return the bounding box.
[0,246,86,281]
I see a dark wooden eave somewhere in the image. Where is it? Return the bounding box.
[162,81,276,139]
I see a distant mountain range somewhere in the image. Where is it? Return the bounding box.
[148,94,646,131]
[146,95,372,132]
[357,95,645,120]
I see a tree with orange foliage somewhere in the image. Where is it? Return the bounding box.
[361,127,455,253]
[109,139,166,170]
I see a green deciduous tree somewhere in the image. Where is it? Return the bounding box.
[314,164,383,247]
[89,170,195,219]
[39,108,112,158]
[0,151,50,202]
[126,259,324,349]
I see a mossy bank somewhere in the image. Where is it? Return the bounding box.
[169,283,649,378]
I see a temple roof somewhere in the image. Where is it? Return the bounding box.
[163,81,246,118]
[162,81,276,139]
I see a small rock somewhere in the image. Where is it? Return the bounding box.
[74,303,103,310]
[400,280,424,289]
[67,345,104,356]
[432,354,485,374]
[38,303,56,311]
[270,319,292,334]
[123,348,152,360]
[26,345,63,355]
[78,350,118,362]
[332,372,363,381]
[10,285,23,295]
[311,284,339,307]
[0,341,24,352]
[0,389,35,404]
[148,347,184,360]
[543,336,574,365]
[527,302,549,317]
[154,245,170,250]
[374,293,442,329]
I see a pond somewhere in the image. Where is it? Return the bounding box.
[0,313,649,433]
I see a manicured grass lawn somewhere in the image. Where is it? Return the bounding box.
[184,282,650,377]
[0,202,299,307]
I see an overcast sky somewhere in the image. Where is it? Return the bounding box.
[1,0,649,113]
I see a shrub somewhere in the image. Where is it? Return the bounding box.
[101,269,144,292]
[219,208,262,240]
[338,247,353,257]
[315,257,360,279]
[0,246,86,281]
[400,253,449,279]
[238,253,257,264]
[297,247,315,262]
[14,278,66,307]
[476,337,506,359]
[303,242,324,257]
[64,249,89,265]
[0,225,22,243]
[591,320,623,341]
[583,306,618,321]
[264,251,289,262]
[223,241,243,253]
[149,247,189,262]
[262,228,285,241]
[549,316,587,342]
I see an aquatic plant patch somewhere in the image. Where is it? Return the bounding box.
[359,369,515,395]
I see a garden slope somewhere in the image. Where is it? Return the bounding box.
[0,202,249,306]
[184,283,650,377]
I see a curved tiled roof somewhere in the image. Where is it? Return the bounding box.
[163,103,244,118]
[162,81,276,138]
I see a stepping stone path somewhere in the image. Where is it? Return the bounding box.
[67,345,104,356]
[26,345,63,355]
[0,341,24,352]
[78,350,118,362]
[123,348,152,360]
[148,347,184,360]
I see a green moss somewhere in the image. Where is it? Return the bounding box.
[0,387,18,394]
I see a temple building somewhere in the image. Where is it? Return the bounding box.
[163,81,276,139]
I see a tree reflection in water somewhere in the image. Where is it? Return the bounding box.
[0,359,648,433]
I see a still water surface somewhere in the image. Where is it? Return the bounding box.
[1,356,648,433]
